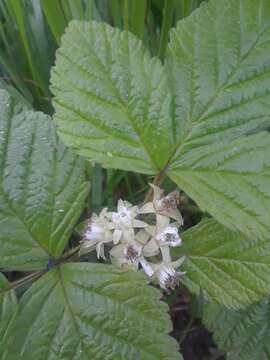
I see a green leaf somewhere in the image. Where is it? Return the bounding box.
[41,0,68,44]
[174,219,270,309]
[51,2,270,240]
[51,20,174,174]
[166,0,270,239]
[203,298,270,360]
[0,273,17,342]
[0,90,89,271]
[1,263,182,360]
[169,131,270,239]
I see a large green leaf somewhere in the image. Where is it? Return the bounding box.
[166,0,270,239]
[174,219,270,309]
[51,20,174,174]
[51,1,270,240]
[166,0,270,147]
[0,273,17,343]
[0,90,89,271]
[203,298,270,360]
[1,263,181,360]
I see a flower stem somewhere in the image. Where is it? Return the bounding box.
[144,168,167,203]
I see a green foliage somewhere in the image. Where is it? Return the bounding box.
[0,274,17,341]
[1,263,181,360]
[168,132,270,239]
[0,90,180,359]
[0,0,54,111]
[1,0,270,358]
[51,20,173,174]
[41,0,100,44]
[174,219,270,309]
[51,0,270,240]
[0,90,89,270]
[203,298,270,360]
[166,0,270,239]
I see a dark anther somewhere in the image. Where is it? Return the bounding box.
[46,259,58,270]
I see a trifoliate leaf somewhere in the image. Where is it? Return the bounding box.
[174,219,270,309]
[203,298,270,360]
[0,90,89,271]
[1,263,182,360]
[51,20,174,174]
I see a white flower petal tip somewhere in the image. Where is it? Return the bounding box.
[173,256,187,269]
[140,258,154,277]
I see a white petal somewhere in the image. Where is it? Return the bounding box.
[139,202,155,214]
[140,257,154,277]
[143,238,160,257]
[145,225,156,236]
[96,242,104,259]
[123,228,134,242]
[117,199,125,211]
[160,246,171,263]
[113,229,122,244]
[133,219,148,228]
[156,214,170,232]
[131,205,139,215]
[79,241,96,256]
[135,229,150,245]
[172,256,186,269]
[166,209,184,225]
[99,207,108,218]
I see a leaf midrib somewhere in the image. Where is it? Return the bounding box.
[0,107,51,258]
[166,18,270,171]
[73,22,159,172]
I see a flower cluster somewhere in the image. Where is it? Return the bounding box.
[80,184,186,292]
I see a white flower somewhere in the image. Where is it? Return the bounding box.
[79,183,187,292]
[139,184,183,231]
[141,225,182,259]
[156,265,179,291]
[80,208,113,259]
[153,257,186,292]
[111,199,147,243]
[110,241,142,266]
[155,226,182,247]
[123,242,143,263]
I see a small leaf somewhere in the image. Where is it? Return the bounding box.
[51,20,174,174]
[0,90,89,271]
[174,219,270,309]
[203,298,270,360]
[166,0,270,239]
[1,263,181,360]
[0,273,17,342]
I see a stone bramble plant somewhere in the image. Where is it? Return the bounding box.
[1,0,270,359]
